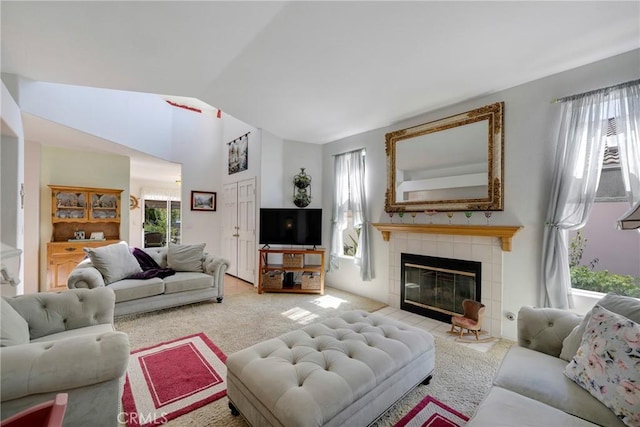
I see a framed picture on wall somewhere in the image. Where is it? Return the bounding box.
[228,133,249,175]
[191,191,216,211]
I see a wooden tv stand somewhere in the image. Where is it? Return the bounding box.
[258,248,325,295]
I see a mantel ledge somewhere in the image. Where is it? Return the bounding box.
[372,223,523,252]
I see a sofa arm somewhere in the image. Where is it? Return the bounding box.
[67,259,106,289]
[203,255,230,298]
[5,288,116,340]
[517,306,582,358]
[0,331,130,402]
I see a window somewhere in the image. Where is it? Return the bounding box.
[141,188,181,248]
[569,118,640,297]
[329,149,372,280]
[341,211,361,257]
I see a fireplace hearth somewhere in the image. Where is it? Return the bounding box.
[401,253,481,323]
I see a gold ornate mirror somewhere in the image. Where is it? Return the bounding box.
[385,102,504,212]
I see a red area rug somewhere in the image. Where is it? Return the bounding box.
[394,395,469,427]
[121,333,227,427]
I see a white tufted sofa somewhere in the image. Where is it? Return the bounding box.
[1,288,130,427]
[467,302,629,426]
[226,310,435,427]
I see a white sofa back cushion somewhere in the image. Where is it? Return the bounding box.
[84,241,142,284]
[167,243,205,272]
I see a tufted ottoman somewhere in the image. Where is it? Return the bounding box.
[226,310,435,427]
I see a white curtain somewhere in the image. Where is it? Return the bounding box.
[614,83,640,209]
[141,187,181,201]
[329,150,372,281]
[542,80,640,308]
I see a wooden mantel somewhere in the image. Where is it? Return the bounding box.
[372,223,523,252]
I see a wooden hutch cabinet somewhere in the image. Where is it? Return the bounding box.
[46,185,122,291]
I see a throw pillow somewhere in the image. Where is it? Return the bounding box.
[560,293,640,361]
[167,243,205,272]
[84,241,142,284]
[1,298,29,346]
[564,305,640,427]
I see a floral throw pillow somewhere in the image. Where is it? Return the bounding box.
[564,304,640,426]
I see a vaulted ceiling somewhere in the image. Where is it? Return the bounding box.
[2,1,639,147]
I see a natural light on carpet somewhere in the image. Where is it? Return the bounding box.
[311,295,348,309]
[281,308,320,325]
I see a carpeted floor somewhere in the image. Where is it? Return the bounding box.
[115,279,512,426]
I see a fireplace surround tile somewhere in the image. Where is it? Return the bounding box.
[388,232,504,337]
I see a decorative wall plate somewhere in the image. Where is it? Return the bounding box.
[129,195,139,210]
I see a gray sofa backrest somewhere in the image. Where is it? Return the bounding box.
[4,288,116,340]
[517,306,582,358]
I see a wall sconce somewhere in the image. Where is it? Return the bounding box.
[1,243,22,287]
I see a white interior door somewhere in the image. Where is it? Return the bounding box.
[237,178,256,283]
[222,183,238,277]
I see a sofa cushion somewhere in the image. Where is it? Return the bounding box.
[0,298,29,347]
[5,288,116,340]
[108,278,165,303]
[561,293,640,362]
[142,247,168,268]
[468,386,601,427]
[167,243,205,272]
[163,272,213,294]
[564,305,640,427]
[84,241,142,285]
[30,323,114,343]
[494,345,625,426]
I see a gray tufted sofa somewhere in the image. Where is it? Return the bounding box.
[226,310,435,427]
[0,287,130,427]
[67,246,230,317]
[467,302,627,426]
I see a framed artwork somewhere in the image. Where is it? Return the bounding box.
[191,191,217,211]
[228,134,249,175]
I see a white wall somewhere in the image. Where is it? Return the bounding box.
[1,80,25,295]
[260,130,284,208]
[24,140,40,294]
[39,146,130,289]
[19,80,174,161]
[322,49,640,340]
[171,106,224,255]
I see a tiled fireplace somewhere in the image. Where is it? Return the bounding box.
[388,232,504,337]
[401,253,482,323]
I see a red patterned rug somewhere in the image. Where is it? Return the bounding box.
[394,395,469,427]
[121,333,227,427]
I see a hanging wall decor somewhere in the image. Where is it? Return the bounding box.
[228,132,250,175]
[293,168,312,208]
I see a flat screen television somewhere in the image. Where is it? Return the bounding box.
[259,208,322,247]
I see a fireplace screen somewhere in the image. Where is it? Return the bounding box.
[401,254,481,322]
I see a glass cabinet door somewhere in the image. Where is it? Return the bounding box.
[54,191,86,220]
[90,192,119,220]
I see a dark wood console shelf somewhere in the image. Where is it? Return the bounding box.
[258,248,325,295]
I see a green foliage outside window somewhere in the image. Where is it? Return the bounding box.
[569,230,640,297]
[144,208,167,234]
[343,225,361,257]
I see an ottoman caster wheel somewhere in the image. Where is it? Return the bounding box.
[229,401,240,416]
